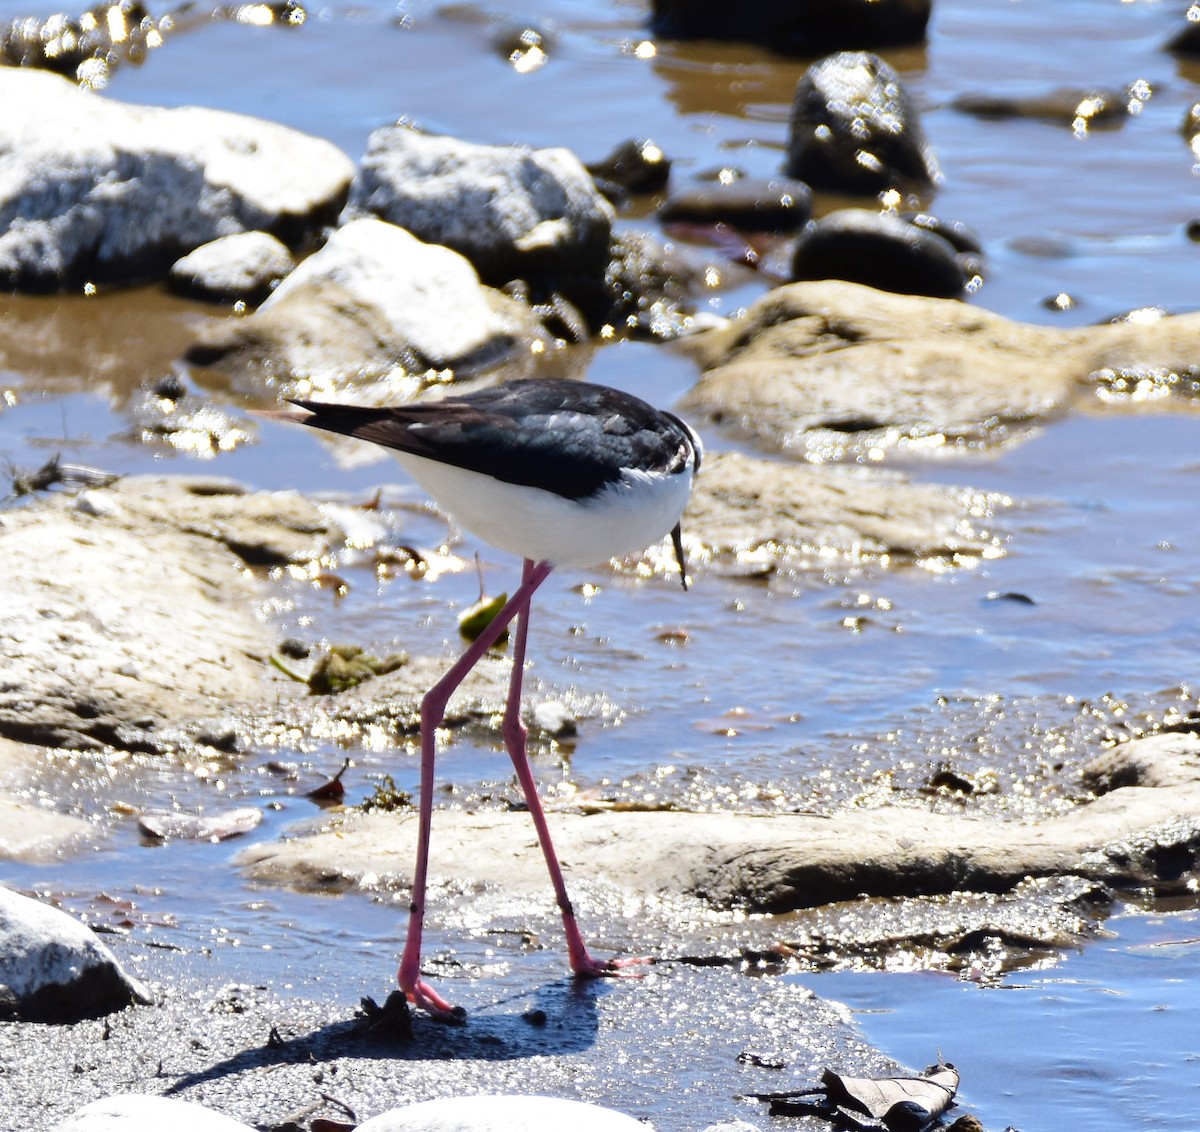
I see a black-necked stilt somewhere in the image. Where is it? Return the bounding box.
[282,377,702,1018]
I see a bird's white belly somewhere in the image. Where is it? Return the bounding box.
[392,451,693,568]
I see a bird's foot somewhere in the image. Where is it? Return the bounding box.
[570,951,655,980]
[399,974,467,1023]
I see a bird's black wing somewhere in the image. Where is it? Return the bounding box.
[290,379,696,501]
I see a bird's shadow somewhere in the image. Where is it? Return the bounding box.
[162,976,608,1095]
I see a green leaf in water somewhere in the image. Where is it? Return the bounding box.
[458,592,509,646]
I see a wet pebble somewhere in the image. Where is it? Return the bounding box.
[530,699,577,737]
[168,231,295,304]
[953,86,1132,127]
[137,807,263,842]
[586,138,672,199]
[492,21,556,72]
[660,176,813,233]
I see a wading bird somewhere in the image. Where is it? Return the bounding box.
[282,377,701,1018]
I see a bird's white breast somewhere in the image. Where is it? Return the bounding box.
[391,450,694,568]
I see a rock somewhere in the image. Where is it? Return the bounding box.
[679,280,1200,461]
[492,20,557,72]
[660,176,813,232]
[650,0,931,55]
[252,652,559,762]
[168,231,295,304]
[137,807,263,841]
[356,1096,646,1132]
[601,229,719,341]
[0,0,158,84]
[1,0,305,89]
[1082,732,1200,793]
[667,450,1004,580]
[0,798,92,860]
[1167,17,1200,56]
[347,127,614,294]
[185,218,542,389]
[782,875,1109,977]
[0,887,151,1022]
[953,86,1132,127]
[53,1093,254,1130]
[790,209,967,298]
[0,738,95,859]
[0,476,341,751]
[530,700,578,738]
[239,733,1200,912]
[0,68,352,292]
[900,212,983,256]
[785,52,940,193]
[1184,102,1200,163]
[680,281,1066,460]
[586,138,672,198]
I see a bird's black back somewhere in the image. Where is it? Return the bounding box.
[290,378,700,502]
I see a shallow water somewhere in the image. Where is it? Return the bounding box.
[4,0,1200,1128]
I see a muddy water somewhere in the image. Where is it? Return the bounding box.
[3,1,1200,1129]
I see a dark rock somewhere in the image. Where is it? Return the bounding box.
[1167,18,1200,56]
[602,230,710,341]
[661,176,812,232]
[0,886,151,1022]
[650,0,931,55]
[0,0,156,84]
[492,20,556,71]
[587,138,672,197]
[953,86,1131,127]
[785,52,940,193]
[1184,102,1200,162]
[0,68,352,292]
[899,212,983,256]
[791,210,966,299]
[1,0,305,87]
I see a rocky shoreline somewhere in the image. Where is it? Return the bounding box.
[5,2,1200,1129]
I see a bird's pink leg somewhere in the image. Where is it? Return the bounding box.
[398,558,555,1019]
[501,559,652,980]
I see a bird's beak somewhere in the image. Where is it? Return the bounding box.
[671,522,689,591]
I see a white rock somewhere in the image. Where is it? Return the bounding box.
[263,218,508,366]
[0,887,151,1021]
[356,1096,648,1132]
[186,218,534,383]
[169,231,295,302]
[0,68,352,290]
[0,798,92,861]
[53,1093,254,1131]
[530,699,577,736]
